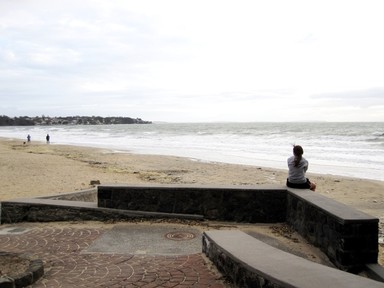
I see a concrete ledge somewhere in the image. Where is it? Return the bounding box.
[36,188,97,202]
[287,188,377,222]
[0,198,203,224]
[366,264,384,283]
[203,230,384,288]
[286,188,379,271]
[0,252,44,288]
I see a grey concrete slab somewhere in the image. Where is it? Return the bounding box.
[84,223,202,255]
[204,230,384,288]
[287,188,378,222]
[0,226,31,235]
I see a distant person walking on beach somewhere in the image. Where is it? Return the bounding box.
[27,134,31,142]
[46,134,50,143]
[286,145,316,191]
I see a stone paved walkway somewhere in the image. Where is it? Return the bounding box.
[0,222,229,287]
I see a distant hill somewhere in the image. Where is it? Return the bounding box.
[0,115,152,126]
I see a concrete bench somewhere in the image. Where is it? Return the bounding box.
[203,230,384,288]
[286,188,379,271]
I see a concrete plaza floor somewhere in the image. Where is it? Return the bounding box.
[0,221,230,287]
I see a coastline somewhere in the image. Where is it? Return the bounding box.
[2,121,383,183]
[1,138,382,215]
[0,139,383,217]
[1,137,384,208]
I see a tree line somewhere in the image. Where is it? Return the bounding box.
[0,115,152,126]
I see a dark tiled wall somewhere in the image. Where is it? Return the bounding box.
[286,191,379,271]
[98,185,287,223]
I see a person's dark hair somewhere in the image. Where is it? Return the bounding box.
[293,145,304,167]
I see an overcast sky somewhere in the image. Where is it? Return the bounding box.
[1,0,383,122]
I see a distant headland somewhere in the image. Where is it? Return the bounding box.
[0,115,152,126]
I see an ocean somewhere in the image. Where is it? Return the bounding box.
[1,122,383,181]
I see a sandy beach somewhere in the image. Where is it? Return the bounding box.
[1,138,383,265]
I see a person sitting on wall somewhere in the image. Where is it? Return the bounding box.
[286,145,316,191]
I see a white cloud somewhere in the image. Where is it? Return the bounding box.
[0,0,383,121]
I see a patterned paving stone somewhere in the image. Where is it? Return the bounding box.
[0,223,229,287]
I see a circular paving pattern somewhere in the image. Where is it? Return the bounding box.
[165,231,196,241]
[0,223,228,287]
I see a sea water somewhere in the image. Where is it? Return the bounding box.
[1,122,383,181]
